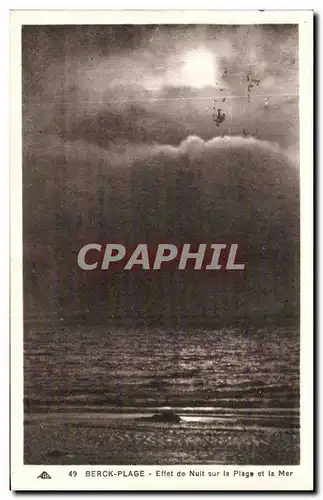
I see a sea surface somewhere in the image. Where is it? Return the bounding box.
[24,324,300,465]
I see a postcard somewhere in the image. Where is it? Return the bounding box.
[10,9,313,491]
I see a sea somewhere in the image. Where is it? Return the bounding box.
[24,324,300,465]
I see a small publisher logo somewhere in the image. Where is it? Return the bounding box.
[37,471,51,479]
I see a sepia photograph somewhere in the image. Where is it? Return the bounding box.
[10,9,313,491]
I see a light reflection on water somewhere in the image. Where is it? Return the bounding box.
[24,323,300,465]
[24,325,299,428]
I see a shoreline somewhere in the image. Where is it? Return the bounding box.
[24,414,300,466]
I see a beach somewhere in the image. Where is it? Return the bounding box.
[25,412,299,465]
[24,324,300,465]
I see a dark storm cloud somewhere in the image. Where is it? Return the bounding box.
[22,24,298,102]
[24,134,298,246]
[24,134,299,320]
[22,25,299,322]
[23,24,299,155]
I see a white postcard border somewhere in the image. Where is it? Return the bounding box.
[10,9,313,491]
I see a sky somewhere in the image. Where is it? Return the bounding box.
[22,24,300,323]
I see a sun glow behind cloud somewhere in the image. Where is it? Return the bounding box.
[142,46,219,91]
[180,48,218,88]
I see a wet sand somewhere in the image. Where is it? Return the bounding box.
[24,414,299,465]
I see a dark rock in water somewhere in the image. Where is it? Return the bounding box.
[47,450,69,458]
[138,410,181,423]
